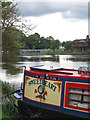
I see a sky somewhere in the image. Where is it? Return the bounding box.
[6,0,89,42]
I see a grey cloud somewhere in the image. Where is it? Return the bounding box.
[17,2,88,19]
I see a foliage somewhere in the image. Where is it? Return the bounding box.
[0,80,20,119]
[26,33,39,49]
[1,1,20,31]
[63,41,72,51]
[50,39,60,55]
[1,1,35,55]
[1,1,21,55]
[43,49,89,55]
[24,33,61,50]
[1,80,16,97]
[2,27,22,55]
[50,39,60,50]
[43,49,63,55]
[2,100,20,119]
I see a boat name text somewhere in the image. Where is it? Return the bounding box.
[28,79,57,92]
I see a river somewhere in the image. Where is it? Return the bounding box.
[0,54,90,88]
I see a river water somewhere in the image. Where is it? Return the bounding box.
[0,54,90,88]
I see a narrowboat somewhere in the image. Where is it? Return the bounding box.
[14,65,90,119]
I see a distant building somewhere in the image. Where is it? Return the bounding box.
[72,36,90,52]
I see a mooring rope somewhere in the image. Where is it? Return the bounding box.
[1,89,20,100]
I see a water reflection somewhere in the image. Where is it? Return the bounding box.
[59,55,89,69]
[2,63,21,75]
[2,53,21,75]
[19,55,59,62]
[2,54,59,75]
[66,55,90,62]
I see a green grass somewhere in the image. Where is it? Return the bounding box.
[0,80,22,119]
[43,49,90,55]
[2,100,20,119]
[43,49,64,55]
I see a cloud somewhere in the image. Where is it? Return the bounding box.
[24,13,88,41]
[17,2,88,19]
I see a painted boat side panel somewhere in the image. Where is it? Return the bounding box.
[23,71,90,118]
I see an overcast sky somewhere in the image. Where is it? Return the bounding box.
[13,0,89,41]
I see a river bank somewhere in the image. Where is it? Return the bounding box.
[43,49,90,55]
[0,80,22,120]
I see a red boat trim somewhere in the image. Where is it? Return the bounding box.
[24,70,90,80]
[47,73,89,80]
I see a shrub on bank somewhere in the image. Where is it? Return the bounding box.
[0,81,21,119]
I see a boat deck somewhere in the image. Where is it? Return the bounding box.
[51,69,90,79]
[24,65,90,80]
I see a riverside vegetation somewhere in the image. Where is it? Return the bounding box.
[1,81,45,120]
[0,80,23,120]
[43,49,90,55]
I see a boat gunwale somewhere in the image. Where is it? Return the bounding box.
[24,69,90,80]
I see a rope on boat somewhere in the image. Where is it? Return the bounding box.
[1,89,21,100]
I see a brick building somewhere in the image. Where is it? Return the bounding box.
[72,36,90,52]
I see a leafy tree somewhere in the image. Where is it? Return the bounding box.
[25,33,41,49]
[34,33,40,39]
[20,32,28,49]
[1,1,20,31]
[64,41,72,51]
[2,1,36,54]
[38,37,47,49]
[47,36,54,41]
[1,1,21,56]
[50,39,60,50]
[2,27,22,54]
[27,34,36,49]
[50,39,60,55]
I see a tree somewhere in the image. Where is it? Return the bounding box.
[50,39,60,55]
[50,40,60,50]
[38,37,47,49]
[47,36,54,41]
[1,1,21,56]
[27,34,37,49]
[2,1,36,54]
[2,27,22,54]
[1,1,20,31]
[64,41,72,51]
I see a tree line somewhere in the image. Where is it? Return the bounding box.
[1,1,72,56]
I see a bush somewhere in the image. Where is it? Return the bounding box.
[0,80,21,119]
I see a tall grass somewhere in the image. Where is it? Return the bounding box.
[0,81,21,119]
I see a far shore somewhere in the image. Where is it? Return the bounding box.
[43,50,90,55]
